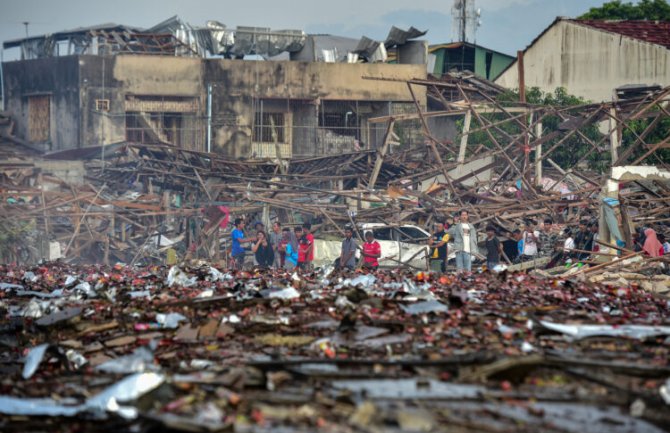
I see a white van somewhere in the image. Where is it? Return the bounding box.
[314,223,442,269]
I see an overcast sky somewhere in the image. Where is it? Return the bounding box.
[1,0,611,60]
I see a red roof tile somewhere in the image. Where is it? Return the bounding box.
[575,20,670,49]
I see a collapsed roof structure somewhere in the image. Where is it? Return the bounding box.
[2,16,426,63]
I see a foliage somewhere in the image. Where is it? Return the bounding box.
[619,115,670,165]
[579,0,670,20]
[457,86,670,173]
[459,87,608,172]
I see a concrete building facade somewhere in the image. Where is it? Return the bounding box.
[495,18,670,102]
[2,54,426,158]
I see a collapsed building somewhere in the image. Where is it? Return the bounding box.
[1,17,429,159]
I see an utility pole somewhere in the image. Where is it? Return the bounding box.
[22,21,29,37]
[461,0,467,42]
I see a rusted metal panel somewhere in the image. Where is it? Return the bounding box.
[28,95,50,142]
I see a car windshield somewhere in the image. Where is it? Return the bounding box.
[396,227,429,242]
[372,227,393,241]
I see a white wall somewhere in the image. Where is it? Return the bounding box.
[496,20,670,102]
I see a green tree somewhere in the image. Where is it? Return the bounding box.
[457,86,670,172]
[579,0,670,20]
[459,87,607,172]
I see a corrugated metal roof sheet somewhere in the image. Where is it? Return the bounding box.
[574,19,670,49]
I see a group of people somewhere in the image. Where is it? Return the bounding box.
[230,212,670,273]
[428,209,480,273]
[230,218,314,271]
[337,228,382,270]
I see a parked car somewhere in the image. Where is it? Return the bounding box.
[314,223,451,269]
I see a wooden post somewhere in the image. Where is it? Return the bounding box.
[535,120,543,186]
[457,110,471,164]
[517,50,525,103]
[609,106,619,165]
[368,119,396,188]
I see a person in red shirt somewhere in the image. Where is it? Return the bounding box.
[362,231,381,270]
[298,222,315,271]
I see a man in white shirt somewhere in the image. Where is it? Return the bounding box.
[448,209,479,273]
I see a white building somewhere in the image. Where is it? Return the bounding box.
[495,18,670,102]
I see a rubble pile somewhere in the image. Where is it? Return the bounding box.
[1,263,669,432]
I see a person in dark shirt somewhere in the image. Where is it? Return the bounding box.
[484,225,502,270]
[502,229,521,264]
[428,220,450,272]
[573,219,591,260]
[252,230,274,268]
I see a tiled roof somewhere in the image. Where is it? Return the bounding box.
[575,20,670,49]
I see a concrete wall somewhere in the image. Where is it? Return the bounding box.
[495,20,670,102]
[204,60,426,158]
[87,55,205,146]
[2,56,80,151]
[4,55,426,158]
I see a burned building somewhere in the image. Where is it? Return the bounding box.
[1,18,427,159]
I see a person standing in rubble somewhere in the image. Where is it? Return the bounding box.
[282,227,299,270]
[659,233,670,255]
[574,219,592,260]
[539,218,557,258]
[231,218,255,270]
[361,231,381,270]
[339,226,358,270]
[428,220,450,273]
[269,221,283,269]
[643,228,663,257]
[298,223,315,271]
[448,209,479,273]
[484,225,502,270]
[502,229,521,264]
[252,230,275,268]
[520,221,539,262]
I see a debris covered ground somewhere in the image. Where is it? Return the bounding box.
[2,70,670,433]
[1,263,669,432]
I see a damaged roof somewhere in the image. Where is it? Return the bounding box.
[574,19,670,49]
[3,23,142,49]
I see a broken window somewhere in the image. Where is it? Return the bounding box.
[319,101,359,138]
[485,52,493,80]
[372,228,393,241]
[95,99,110,112]
[444,45,475,73]
[124,96,200,148]
[396,227,430,242]
[28,95,50,142]
[253,112,286,143]
[126,112,185,146]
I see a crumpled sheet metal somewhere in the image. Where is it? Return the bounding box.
[540,321,670,340]
[22,343,49,379]
[96,346,157,374]
[266,287,300,300]
[401,300,449,315]
[0,372,164,419]
[156,312,188,329]
[167,266,197,288]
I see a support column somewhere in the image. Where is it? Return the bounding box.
[535,120,543,186]
[457,110,472,164]
[609,107,619,165]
